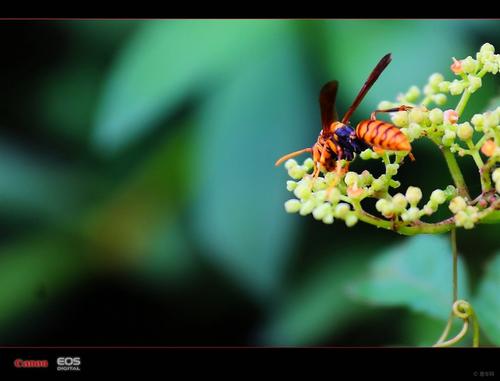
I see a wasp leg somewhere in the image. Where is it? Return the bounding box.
[370,105,413,121]
[275,147,312,167]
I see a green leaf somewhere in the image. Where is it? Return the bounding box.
[258,252,369,345]
[321,20,476,121]
[348,235,470,321]
[0,237,86,334]
[93,20,290,154]
[480,211,500,224]
[474,253,500,345]
[191,35,315,300]
[0,139,93,222]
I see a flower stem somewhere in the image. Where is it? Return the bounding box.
[441,147,471,199]
[455,88,471,118]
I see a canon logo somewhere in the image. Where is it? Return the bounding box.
[14,358,49,368]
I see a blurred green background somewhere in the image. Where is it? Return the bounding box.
[0,20,498,346]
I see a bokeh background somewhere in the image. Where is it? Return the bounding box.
[0,19,498,346]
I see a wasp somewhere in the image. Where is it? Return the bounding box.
[275,53,414,181]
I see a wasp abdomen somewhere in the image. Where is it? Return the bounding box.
[356,119,411,151]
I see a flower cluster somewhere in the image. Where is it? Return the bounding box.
[280,43,500,234]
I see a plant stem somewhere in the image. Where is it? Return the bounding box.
[441,147,470,199]
[351,201,455,235]
[455,88,471,118]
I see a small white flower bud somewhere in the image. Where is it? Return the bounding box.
[285,159,298,170]
[449,196,467,214]
[392,111,409,127]
[334,203,351,219]
[286,180,298,191]
[405,86,421,102]
[345,212,358,227]
[392,193,408,213]
[433,94,447,106]
[449,80,465,95]
[313,203,331,220]
[461,56,478,74]
[467,75,482,93]
[430,189,446,204]
[299,199,316,216]
[405,186,423,206]
[344,171,359,187]
[284,199,301,213]
[456,122,474,141]
[429,108,444,125]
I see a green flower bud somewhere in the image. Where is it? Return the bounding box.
[423,84,434,96]
[378,101,394,110]
[406,186,423,206]
[284,199,301,213]
[345,212,358,227]
[289,165,307,180]
[370,150,381,159]
[438,81,451,93]
[389,179,401,189]
[461,56,478,74]
[456,122,474,141]
[449,196,467,214]
[409,108,426,124]
[360,149,373,160]
[286,180,298,191]
[492,167,500,183]
[471,114,484,131]
[313,203,331,220]
[303,157,315,171]
[334,203,351,219]
[430,189,446,204]
[405,86,421,102]
[375,198,393,217]
[407,123,422,140]
[444,185,457,198]
[433,94,447,106]
[467,75,482,93]
[429,73,445,88]
[401,207,420,222]
[483,61,498,74]
[392,193,408,213]
[313,177,327,191]
[392,111,409,127]
[484,112,499,129]
[285,159,298,170]
[300,199,316,216]
[359,170,374,187]
[480,43,495,55]
[322,213,334,224]
[449,80,465,95]
[442,130,456,147]
[344,171,359,187]
[429,108,444,124]
[327,187,341,204]
[371,178,386,192]
[454,210,468,227]
[423,203,435,215]
[294,182,312,200]
[324,171,337,185]
[313,190,327,203]
[386,163,399,176]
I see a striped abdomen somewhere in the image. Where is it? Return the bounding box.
[355,119,411,151]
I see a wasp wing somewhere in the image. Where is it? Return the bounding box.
[341,53,392,124]
[319,80,339,131]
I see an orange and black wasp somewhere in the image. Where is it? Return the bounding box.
[275,53,414,180]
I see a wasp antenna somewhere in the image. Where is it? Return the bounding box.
[275,148,312,166]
